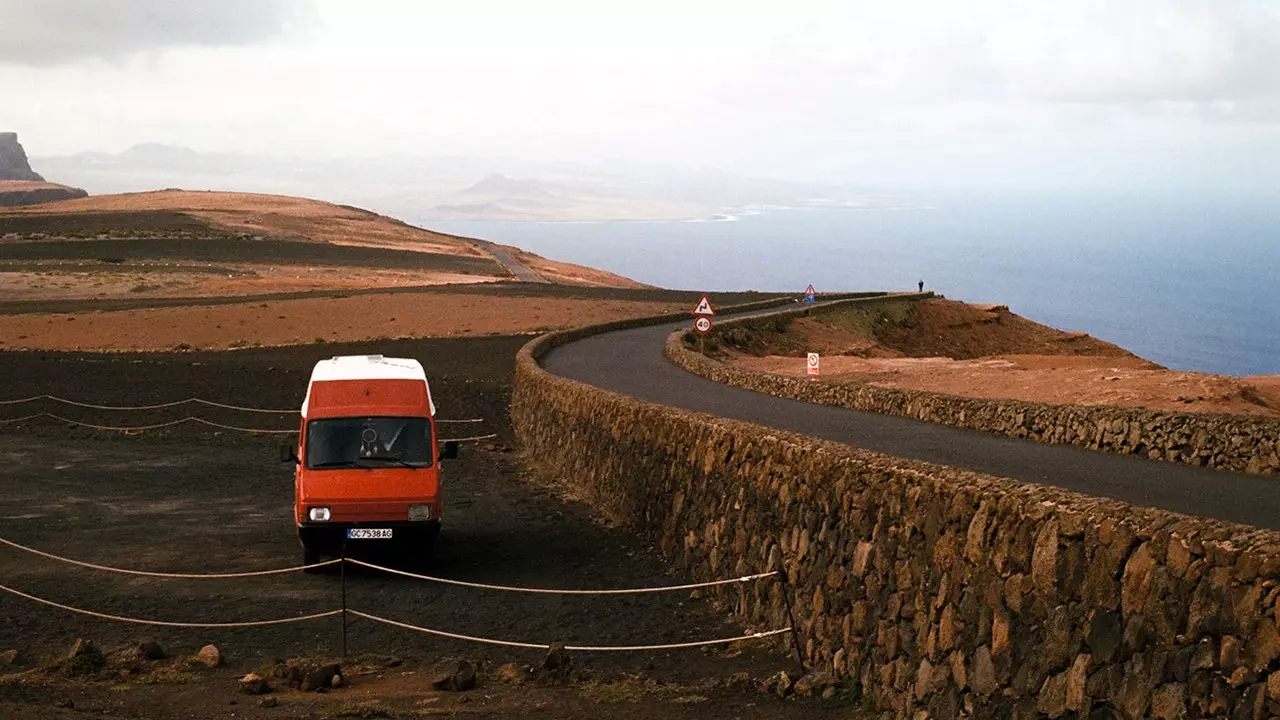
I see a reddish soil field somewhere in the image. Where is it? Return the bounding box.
[0,292,687,351]
[727,299,1280,417]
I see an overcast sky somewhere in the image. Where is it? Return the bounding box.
[2,0,1279,193]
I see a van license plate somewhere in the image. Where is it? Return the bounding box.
[347,528,392,539]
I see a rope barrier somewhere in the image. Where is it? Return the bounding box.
[0,395,295,413]
[0,395,482,424]
[0,413,296,434]
[0,536,341,578]
[0,581,342,628]
[2,538,760,590]
[0,414,497,440]
[348,610,792,652]
[441,433,499,443]
[345,558,779,595]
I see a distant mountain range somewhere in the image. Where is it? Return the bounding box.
[31,143,877,221]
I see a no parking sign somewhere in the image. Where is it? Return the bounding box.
[807,352,820,377]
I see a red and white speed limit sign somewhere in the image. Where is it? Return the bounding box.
[807,352,820,376]
[695,316,712,334]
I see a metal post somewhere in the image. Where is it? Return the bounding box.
[340,545,348,660]
[777,569,807,675]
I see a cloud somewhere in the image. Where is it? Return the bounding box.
[0,0,309,66]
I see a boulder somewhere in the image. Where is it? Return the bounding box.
[0,649,18,667]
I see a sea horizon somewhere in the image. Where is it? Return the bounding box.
[424,191,1279,378]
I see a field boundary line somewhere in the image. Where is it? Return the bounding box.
[0,581,341,628]
[0,536,340,578]
[346,558,779,594]
[349,609,791,651]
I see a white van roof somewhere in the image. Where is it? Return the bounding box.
[301,355,434,415]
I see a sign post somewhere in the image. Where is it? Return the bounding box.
[807,352,820,380]
[693,295,715,354]
[803,284,816,305]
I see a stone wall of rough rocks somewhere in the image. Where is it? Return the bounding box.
[514,316,1280,719]
[668,299,1280,477]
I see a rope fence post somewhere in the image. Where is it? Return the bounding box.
[340,546,348,660]
[777,568,807,676]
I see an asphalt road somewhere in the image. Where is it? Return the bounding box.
[542,308,1280,531]
[482,241,547,283]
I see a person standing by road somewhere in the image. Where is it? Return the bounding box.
[918,280,924,292]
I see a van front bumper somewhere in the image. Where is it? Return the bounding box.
[298,520,440,556]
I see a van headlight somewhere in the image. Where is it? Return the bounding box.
[308,507,331,522]
[408,504,432,521]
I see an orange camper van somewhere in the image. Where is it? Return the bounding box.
[281,355,457,565]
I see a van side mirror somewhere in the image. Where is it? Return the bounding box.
[441,441,459,460]
[279,443,299,464]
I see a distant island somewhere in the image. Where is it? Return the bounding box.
[30,143,881,222]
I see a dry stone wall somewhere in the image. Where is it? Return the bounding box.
[514,314,1280,719]
[668,299,1280,477]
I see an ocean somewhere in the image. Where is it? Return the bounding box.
[423,192,1279,377]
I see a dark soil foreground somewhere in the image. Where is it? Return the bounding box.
[0,337,854,719]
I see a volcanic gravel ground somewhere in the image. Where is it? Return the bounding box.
[0,211,214,236]
[0,286,791,316]
[0,337,798,684]
[0,236,505,275]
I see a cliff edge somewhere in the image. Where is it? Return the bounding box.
[0,133,88,206]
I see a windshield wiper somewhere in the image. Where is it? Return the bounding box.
[309,460,372,470]
[355,455,421,470]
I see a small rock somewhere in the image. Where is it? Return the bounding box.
[821,685,837,700]
[495,662,528,685]
[331,674,343,688]
[534,643,573,684]
[726,671,751,688]
[432,660,477,692]
[0,649,18,667]
[239,673,270,695]
[53,698,74,709]
[191,644,221,669]
[301,663,341,692]
[136,639,167,661]
[62,638,105,677]
[793,672,829,698]
[259,697,278,708]
[764,670,793,698]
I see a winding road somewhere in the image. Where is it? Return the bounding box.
[542,302,1280,531]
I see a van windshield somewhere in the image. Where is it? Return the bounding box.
[306,417,434,470]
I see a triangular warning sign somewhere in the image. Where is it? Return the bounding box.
[693,295,715,316]
[804,284,817,295]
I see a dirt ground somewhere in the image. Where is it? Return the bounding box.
[0,338,850,720]
[1,192,645,291]
[0,291,689,351]
[3,191,486,257]
[726,298,1280,417]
